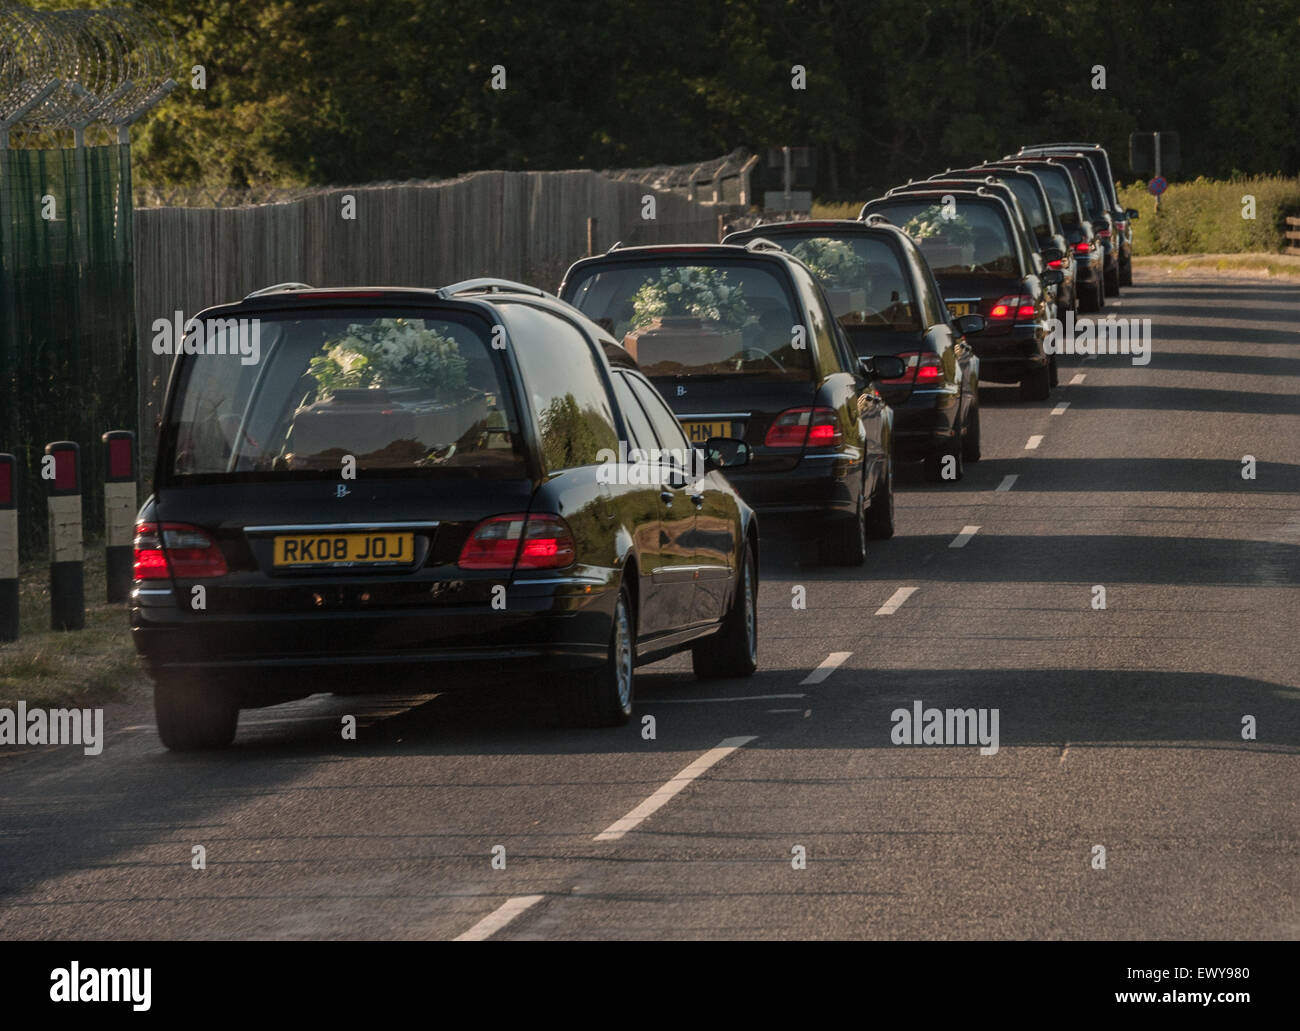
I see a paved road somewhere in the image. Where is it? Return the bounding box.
[2,278,1297,940]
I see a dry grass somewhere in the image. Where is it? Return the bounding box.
[0,540,149,709]
[1132,253,1300,280]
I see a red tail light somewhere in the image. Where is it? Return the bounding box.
[133,522,229,580]
[1096,229,1111,239]
[764,407,842,448]
[989,296,1035,321]
[1047,258,1064,268]
[1074,241,1091,254]
[914,353,944,383]
[887,352,943,385]
[458,513,576,570]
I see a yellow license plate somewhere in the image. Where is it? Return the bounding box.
[681,421,732,443]
[946,302,975,317]
[273,532,414,567]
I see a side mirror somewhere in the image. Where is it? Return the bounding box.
[704,436,750,471]
[1042,268,1064,286]
[1126,208,1140,221]
[956,313,985,335]
[1040,246,1063,264]
[860,355,907,381]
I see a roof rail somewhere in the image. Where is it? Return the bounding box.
[743,237,786,253]
[438,278,556,300]
[243,282,312,299]
[606,240,624,253]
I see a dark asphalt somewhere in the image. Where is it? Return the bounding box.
[1,277,1297,939]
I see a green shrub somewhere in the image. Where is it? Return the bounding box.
[1118,176,1300,255]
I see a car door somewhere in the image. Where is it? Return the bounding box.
[622,371,706,633]
[918,252,973,419]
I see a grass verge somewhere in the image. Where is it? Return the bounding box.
[0,539,149,710]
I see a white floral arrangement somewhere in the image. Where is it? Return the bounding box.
[629,266,755,330]
[309,318,468,400]
[790,237,868,287]
[902,206,975,246]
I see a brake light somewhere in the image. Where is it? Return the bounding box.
[1074,241,1091,254]
[1096,229,1111,239]
[989,296,1035,321]
[1047,258,1063,268]
[458,513,576,570]
[914,354,944,383]
[764,407,842,448]
[133,522,229,580]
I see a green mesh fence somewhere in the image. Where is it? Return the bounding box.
[0,143,136,559]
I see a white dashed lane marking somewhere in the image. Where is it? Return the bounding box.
[949,526,980,548]
[594,736,757,842]
[1025,435,1044,450]
[453,895,545,941]
[995,475,1018,492]
[800,652,852,685]
[875,587,917,615]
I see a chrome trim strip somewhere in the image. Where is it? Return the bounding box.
[243,521,441,534]
[512,576,607,586]
[132,588,174,596]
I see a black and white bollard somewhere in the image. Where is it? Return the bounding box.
[0,454,17,641]
[102,430,136,603]
[45,441,84,631]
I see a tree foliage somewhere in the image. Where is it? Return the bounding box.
[36,0,1300,194]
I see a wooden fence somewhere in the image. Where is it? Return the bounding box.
[1286,216,1300,256]
[134,168,727,468]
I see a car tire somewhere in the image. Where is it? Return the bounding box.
[865,460,896,538]
[1019,364,1051,401]
[961,402,982,463]
[154,672,240,751]
[1120,261,1132,287]
[1079,281,1098,314]
[1049,355,1059,388]
[1104,265,1120,296]
[823,483,867,565]
[559,586,635,727]
[1096,280,1106,309]
[692,545,758,679]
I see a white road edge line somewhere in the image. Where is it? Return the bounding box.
[1069,373,1086,385]
[453,895,545,941]
[995,474,1018,492]
[800,652,852,685]
[639,693,805,704]
[594,736,757,842]
[949,525,980,548]
[1025,435,1044,450]
[875,586,917,615]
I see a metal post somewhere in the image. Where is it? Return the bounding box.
[102,431,136,602]
[783,145,793,217]
[0,454,17,641]
[587,217,597,256]
[1153,133,1162,214]
[45,441,84,631]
